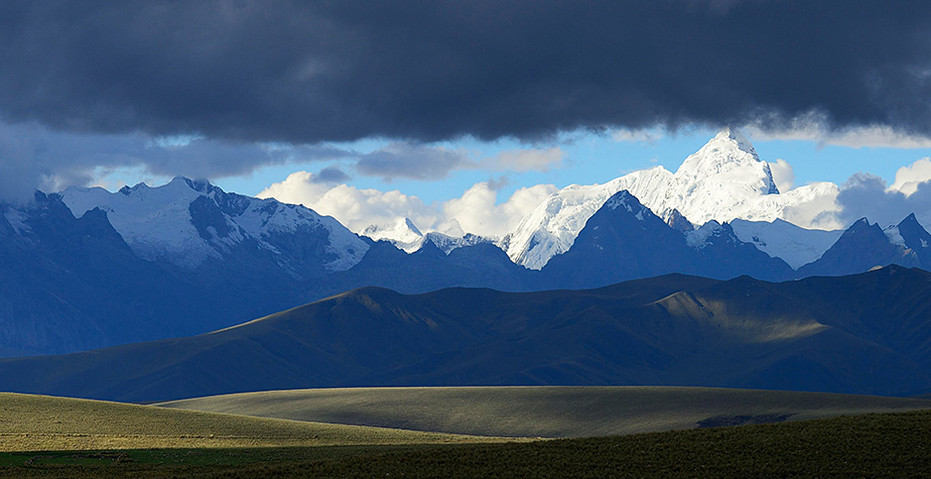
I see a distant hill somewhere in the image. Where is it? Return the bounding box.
[1,265,929,402]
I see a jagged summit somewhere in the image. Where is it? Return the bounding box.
[363,217,424,243]
[675,126,778,195]
[603,190,642,213]
[716,126,754,153]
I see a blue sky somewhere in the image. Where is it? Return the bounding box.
[201,127,930,203]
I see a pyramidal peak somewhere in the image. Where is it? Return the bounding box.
[363,217,424,244]
[676,127,767,178]
[717,126,754,152]
[674,126,779,199]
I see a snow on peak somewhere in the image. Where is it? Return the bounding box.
[63,179,222,266]
[730,218,843,269]
[361,216,489,254]
[60,177,367,271]
[363,217,424,243]
[362,217,426,252]
[604,190,652,221]
[883,225,906,247]
[674,126,778,199]
[423,231,490,254]
[603,190,636,212]
[685,220,724,249]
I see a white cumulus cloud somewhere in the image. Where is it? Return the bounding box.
[889,158,931,196]
[258,171,556,239]
[442,181,558,238]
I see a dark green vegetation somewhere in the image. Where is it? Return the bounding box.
[0,393,500,452]
[1,410,928,478]
[160,386,931,438]
[1,265,930,401]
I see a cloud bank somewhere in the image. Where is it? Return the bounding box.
[258,171,556,238]
[2,1,930,146]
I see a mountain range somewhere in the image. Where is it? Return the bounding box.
[1,130,930,356]
[1,265,928,402]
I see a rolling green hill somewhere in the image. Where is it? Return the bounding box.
[0,393,502,452]
[159,386,931,438]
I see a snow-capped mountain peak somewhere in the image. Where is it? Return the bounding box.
[60,177,368,272]
[363,217,424,243]
[504,128,808,269]
[673,126,779,206]
[362,217,426,253]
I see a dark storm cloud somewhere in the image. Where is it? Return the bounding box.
[311,165,352,184]
[355,143,470,181]
[2,0,931,145]
[836,173,931,226]
[0,121,349,202]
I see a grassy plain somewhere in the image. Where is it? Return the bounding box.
[159,385,931,437]
[0,410,928,478]
[0,392,506,452]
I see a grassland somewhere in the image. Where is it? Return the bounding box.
[158,385,931,438]
[0,392,508,452]
[0,410,928,478]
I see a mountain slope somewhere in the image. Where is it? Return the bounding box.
[0,181,531,355]
[730,218,843,269]
[0,193,208,354]
[540,191,793,288]
[1,266,929,402]
[538,191,697,288]
[798,218,921,276]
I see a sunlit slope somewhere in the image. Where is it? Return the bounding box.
[2,265,931,401]
[0,393,502,452]
[158,386,931,438]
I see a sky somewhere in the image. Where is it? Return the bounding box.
[2,1,931,236]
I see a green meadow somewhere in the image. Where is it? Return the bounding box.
[160,385,931,437]
[1,410,928,478]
